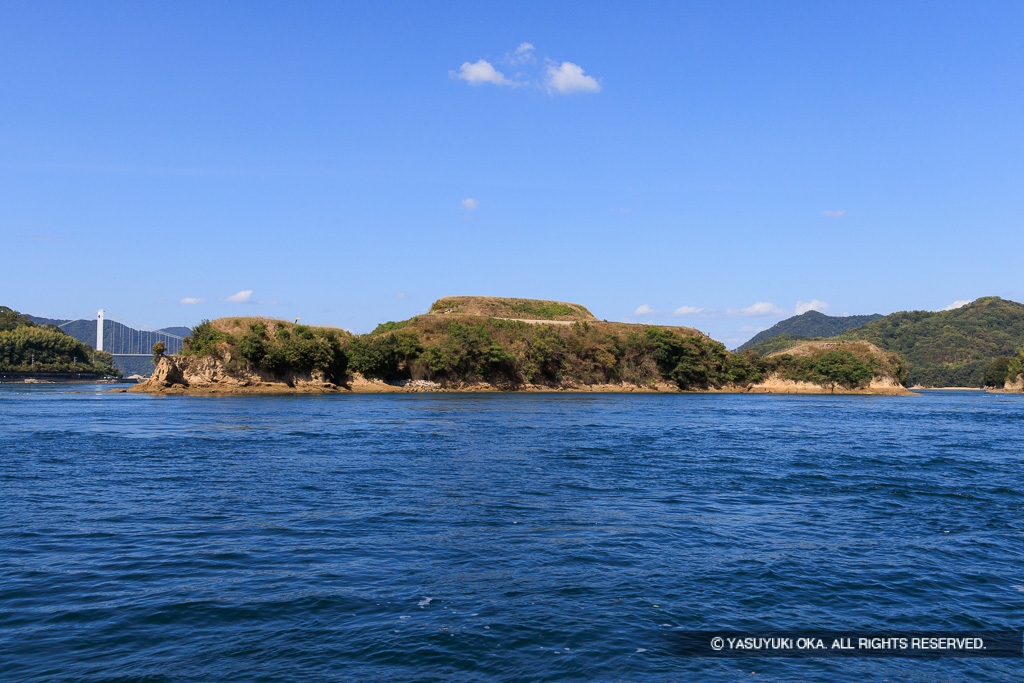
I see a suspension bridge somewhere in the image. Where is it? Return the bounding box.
[55,310,187,357]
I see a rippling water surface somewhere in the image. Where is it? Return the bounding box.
[1,386,1022,681]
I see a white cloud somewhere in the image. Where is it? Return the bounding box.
[461,197,479,211]
[795,299,829,315]
[633,304,656,316]
[940,299,972,311]
[450,59,512,86]
[672,305,705,316]
[222,289,253,303]
[394,292,408,299]
[179,297,205,305]
[822,209,846,218]
[545,61,601,94]
[728,302,785,316]
[507,42,535,64]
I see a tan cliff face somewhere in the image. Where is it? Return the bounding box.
[743,373,912,395]
[132,355,340,394]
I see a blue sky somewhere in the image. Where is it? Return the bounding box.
[3,1,1023,347]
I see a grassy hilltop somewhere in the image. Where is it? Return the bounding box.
[428,296,596,321]
[174,297,906,392]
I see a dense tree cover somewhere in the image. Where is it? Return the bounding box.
[347,319,746,388]
[982,356,1013,388]
[343,320,900,390]
[1,306,38,332]
[0,307,118,375]
[174,314,909,391]
[183,320,349,383]
[766,349,887,389]
[1006,348,1024,388]
[746,297,1024,387]
[736,311,884,352]
[831,297,1024,387]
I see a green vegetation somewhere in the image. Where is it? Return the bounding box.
[744,297,1024,387]
[0,306,118,375]
[1,306,38,332]
[158,298,914,391]
[743,333,817,357]
[831,297,1024,387]
[183,320,349,383]
[1006,348,1024,387]
[351,317,742,388]
[509,301,577,319]
[982,356,1013,387]
[370,320,411,335]
[766,347,901,389]
[736,311,884,352]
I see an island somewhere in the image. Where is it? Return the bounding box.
[127,296,912,396]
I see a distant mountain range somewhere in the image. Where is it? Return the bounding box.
[29,315,192,376]
[736,310,884,352]
[741,297,1024,387]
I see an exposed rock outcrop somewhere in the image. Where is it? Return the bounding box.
[130,355,340,394]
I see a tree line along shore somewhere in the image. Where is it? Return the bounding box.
[129,296,912,395]
[8,296,1024,394]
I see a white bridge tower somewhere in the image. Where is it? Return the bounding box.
[96,309,104,352]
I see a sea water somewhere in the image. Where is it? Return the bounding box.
[1,386,1021,681]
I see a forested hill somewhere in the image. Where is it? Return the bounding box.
[735,310,884,352]
[832,297,1024,387]
[0,306,119,376]
[28,315,191,376]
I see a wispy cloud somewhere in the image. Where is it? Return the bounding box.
[545,61,601,94]
[672,305,705,316]
[222,289,253,303]
[940,299,972,311]
[461,197,479,211]
[450,59,513,86]
[727,302,785,316]
[822,209,846,218]
[454,45,601,95]
[179,297,206,305]
[633,304,657,316]
[506,42,535,65]
[394,293,408,299]
[795,299,829,315]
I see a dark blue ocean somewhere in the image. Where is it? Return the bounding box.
[1,386,1022,681]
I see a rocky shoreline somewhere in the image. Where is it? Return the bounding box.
[124,356,914,396]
